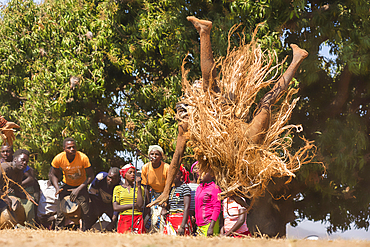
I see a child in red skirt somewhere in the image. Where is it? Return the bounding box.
[163,166,192,235]
[113,164,145,234]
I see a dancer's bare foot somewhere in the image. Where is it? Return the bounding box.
[187,16,212,34]
[290,44,308,62]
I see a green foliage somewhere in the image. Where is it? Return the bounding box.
[1,0,370,234]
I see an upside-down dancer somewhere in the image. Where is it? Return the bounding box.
[148,16,309,207]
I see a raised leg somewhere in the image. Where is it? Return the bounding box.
[247,44,308,144]
[187,16,218,92]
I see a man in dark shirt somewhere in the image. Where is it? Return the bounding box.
[86,167,121,230]
[0,149,39,224]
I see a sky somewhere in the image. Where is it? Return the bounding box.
[287,219,370,240]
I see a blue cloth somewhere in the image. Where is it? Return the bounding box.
[23,165,30,174]
[90,172,119,204]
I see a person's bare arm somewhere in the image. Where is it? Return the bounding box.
[49,167,62,196]
[178,195,191,235]
[225,208,246,236]
[135,177,143,209]
[69,166,94,202]
[22,167,37,188]
[147,122,188,207]
[113,201,135,212]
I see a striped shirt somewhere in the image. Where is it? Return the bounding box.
[169,184,191,213]
[187,183,199,211]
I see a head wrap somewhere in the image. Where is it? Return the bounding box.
[180,164,190,184]
[148,145,164,157]
[120,164,135,179]
[191,161,199,173]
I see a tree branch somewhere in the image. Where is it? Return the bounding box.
[96,109,123,127]
[327,65,352,117]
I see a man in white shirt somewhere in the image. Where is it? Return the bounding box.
[37,179,59,229]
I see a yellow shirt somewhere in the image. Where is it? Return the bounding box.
[51,151,91,187]
[112,185,144,215]
[141,161,169,193]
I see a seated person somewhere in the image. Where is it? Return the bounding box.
[220,194,251,237]
[86,167,121,230]
[113,164,144,234]
[162,166,191,235]
[0,149,39,225]
[1,145,39,203]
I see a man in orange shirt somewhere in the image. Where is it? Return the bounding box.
[49,137,94,230]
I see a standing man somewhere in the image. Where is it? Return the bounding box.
[49,137,94,230]
[86,167,121,230]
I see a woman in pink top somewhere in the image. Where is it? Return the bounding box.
[221,195,251,237]
[195,170,221,236]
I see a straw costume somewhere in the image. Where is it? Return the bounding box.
[149,17,314,207]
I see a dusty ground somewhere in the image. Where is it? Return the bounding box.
[0,229,369,247]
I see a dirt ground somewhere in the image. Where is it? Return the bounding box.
[0,229,369,247]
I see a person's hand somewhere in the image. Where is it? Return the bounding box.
[177,225,185,236]
[207,226,214,237]
[135,176,141,185]
[1,122,20,146]
[160,207,168,217]
[134,203,142,211]
[55,188,63,197]
[147,192,169,208]
[68,187,81,202]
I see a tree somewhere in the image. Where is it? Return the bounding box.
[0,0,369,236]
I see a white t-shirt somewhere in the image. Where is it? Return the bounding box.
[223,197,249,233]
[37,180,59,218]
[187,183,199,211]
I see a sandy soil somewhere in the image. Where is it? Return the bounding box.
[0,229,369,247]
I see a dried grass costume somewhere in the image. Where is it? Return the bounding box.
[149,17,314,207]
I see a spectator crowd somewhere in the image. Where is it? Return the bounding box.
[0,136,250,237]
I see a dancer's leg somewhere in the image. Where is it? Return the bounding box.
[247,44,308,144]
[187,16,217,92]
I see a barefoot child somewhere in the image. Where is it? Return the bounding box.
[113,164,144,234]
